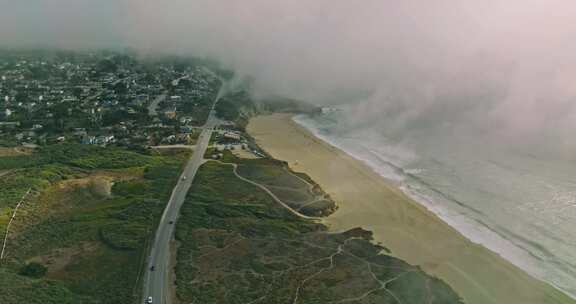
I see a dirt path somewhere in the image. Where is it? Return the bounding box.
[0,147,33,157]
[210,160,320,221]
[0,170,13,178]
[0,188,31,261]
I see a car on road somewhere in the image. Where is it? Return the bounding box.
[146,296,153,303]
[150,266,155,271]
[182,176,187,180]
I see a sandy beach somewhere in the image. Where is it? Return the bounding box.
[247,113,575,304]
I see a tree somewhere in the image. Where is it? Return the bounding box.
[96,59,118,73]
[19,262,48,278]
[15,92,29,103]
[113,82,128,95]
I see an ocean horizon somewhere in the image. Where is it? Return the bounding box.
[293,109,576,300]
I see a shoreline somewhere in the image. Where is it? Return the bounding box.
[292,112,574,296]
[247,113,575,304]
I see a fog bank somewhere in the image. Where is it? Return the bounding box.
[127,0,576,158]
[2,0,576,157]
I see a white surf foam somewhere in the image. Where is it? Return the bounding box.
[293,113,576,300]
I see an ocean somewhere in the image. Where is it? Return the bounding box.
[294,107,576,299]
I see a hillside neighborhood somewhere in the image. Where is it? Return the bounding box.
[0,50,223,148]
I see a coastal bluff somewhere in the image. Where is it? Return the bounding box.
[247,113,576,304]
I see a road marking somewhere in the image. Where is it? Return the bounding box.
[143,76,226,304]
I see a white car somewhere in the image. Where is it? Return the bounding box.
[182,176,187,180]
[146,296,153,303]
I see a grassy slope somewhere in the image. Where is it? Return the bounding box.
[0,144,188,303]
[205,149,336,216]
[175,161,464,303]
[0,268,84,304]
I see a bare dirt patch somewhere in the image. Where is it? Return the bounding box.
[10,170,142,241]
[28,241,100,275]
[0,147,32,157]
[231,148,260,159]
[57,171,139,196]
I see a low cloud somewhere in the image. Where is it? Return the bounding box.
[0,0,126,49]
[2,0,576,156]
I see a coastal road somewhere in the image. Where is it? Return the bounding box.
[142,80,225,304]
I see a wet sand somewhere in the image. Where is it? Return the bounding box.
[247,113,575,304]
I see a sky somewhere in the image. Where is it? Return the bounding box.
[0,0,126,48]
[2,0,576,157]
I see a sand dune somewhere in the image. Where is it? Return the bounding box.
[247,113,575,304]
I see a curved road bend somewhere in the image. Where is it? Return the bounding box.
[142,80,225,304]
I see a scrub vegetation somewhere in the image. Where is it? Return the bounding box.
[0,144,188,304]
[174,161,464,303]
[205,149,337,217]
[235,158,336,216]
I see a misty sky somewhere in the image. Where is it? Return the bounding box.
[2,0,576,156]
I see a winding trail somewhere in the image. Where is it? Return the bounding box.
[0,188,31,261]
[171,136,427,303]
[207,160,412,303]
[210,160,320,221]
[0,170,14,178]
[292,244,342,304]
